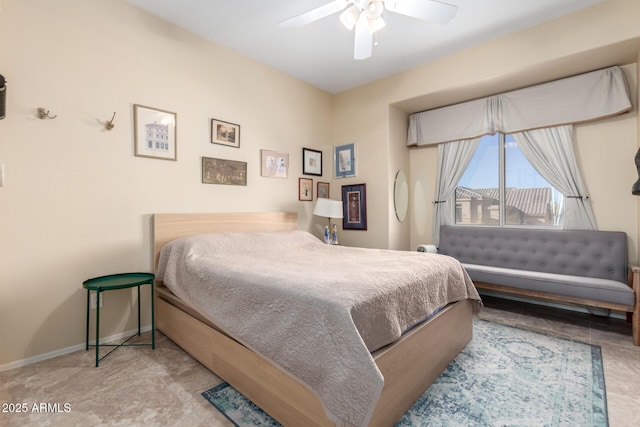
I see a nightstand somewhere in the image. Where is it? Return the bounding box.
[83,272,155,367]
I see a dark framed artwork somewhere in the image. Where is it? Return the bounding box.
[317,182,329,199]
[211,119,240,148]
[302,147,323,176]
[202,157,247,186]
[133,104,177,161]
[342,183,367,230]
[299,178,313,201]
[334,142,356,178]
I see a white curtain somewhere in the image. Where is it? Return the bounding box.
[433,138,480,245]
[408,66,632,146]
[512,125,597,230]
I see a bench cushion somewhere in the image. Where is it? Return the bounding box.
[462,263,634,306]
[437,225,632,307]
[438,226,627,283]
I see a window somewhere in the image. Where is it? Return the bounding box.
[455,133,563,226]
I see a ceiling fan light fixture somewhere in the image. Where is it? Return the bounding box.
[340,5,362,30]
[367,16,385,33]
[365,0,385,19]
[279,0,458,61]
[382,0,397,12]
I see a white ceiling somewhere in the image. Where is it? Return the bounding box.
[127,0,605,94]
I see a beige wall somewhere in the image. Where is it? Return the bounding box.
[387,105,410,250]
[0,0,332,367]
[334,0,640,256]
[2,0,640,368]
[332,89,390,248]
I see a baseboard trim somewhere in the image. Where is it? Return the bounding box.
[0,325,153,372]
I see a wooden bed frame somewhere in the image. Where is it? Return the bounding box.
[153,212,474,426]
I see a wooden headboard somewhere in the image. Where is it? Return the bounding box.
[152,212,298,269]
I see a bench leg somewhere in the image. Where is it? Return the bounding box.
[633,311,639,346]
[632,273,640,346]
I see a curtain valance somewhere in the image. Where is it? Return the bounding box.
[407,66,632,147]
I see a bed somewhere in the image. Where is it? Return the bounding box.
[153,212,480,426]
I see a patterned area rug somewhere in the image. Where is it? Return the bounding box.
[202,319,608,426]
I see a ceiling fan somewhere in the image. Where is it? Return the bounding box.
[279,0,458,60]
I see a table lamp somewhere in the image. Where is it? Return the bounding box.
[313,198,343,243]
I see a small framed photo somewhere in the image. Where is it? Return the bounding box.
[261,150,289,178]
[334,142,357,178]
[299,178,313,201]
[202,157,247,186]
[211,119,240,148]
[317,182,330,199]
[302,148,323,176]
[342,184,367,230]
[134,104,177,161]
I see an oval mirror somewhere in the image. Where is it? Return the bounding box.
[394,170,408,222]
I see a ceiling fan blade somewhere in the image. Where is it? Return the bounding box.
[279,0,349,28]
[353,13,373,60]
[384,0,457,24]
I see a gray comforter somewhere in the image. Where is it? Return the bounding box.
[156,230,480,426]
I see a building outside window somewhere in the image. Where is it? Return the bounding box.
[455,133,563,227]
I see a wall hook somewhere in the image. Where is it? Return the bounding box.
[104,112,116,131]
[37,107,57,120]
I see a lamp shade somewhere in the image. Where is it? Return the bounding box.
[313,198,343,219]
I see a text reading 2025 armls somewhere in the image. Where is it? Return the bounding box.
[1,402,71,413]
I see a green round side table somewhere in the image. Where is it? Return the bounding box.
[83,272,155,367]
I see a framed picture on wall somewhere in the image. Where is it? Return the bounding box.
[133,104,177,161]
[211,119,240,148]
[202,157,247,186]
[342,183,367,230]
[299,178,313,201]
[261,150,289,178]
[334,142,356,178]
[317,182,329,199]
[302,147,323,176]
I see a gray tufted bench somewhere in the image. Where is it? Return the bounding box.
[436,225,640,345]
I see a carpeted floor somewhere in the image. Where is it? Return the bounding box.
[202,318,607,427]
[4,296,637,426]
